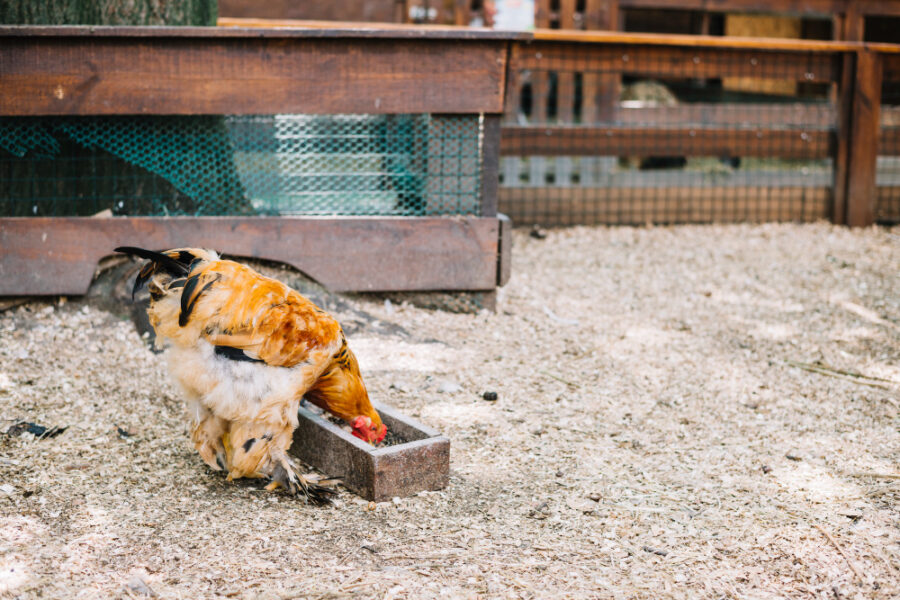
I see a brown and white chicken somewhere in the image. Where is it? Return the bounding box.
[116,246,386,503]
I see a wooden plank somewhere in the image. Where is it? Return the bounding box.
[499,185,832,225]
[530,28,861,51]
[0,24,526,40]
[842,5,866,41]
[504,42,523,123]
[0,35,508,115]
[501,126,834,158]
[531,0,552,125]
[584,0,619,30]
[846,50,883,226]
[217,0,399,23]
[481,115,502,217]
[616,0,845,14]
[515,41,842,83]
[0,216,502,295]
[617,0,900,16]
[557,0,577,122]
[615,103,838,126]
[293,401,449,502]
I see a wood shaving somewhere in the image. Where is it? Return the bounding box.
[0,222,897,599]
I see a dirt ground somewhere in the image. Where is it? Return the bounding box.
[1,223,898,600]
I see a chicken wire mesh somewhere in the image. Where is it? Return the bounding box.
[877,75,900,225]
[499,46,838,226]
[0,114,483,218]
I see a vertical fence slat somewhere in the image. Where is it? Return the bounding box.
[846,50,883,227]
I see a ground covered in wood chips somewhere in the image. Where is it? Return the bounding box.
[1,223,899,600]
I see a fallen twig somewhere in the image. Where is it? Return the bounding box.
[847,471,900,480]
[539,371,582,388]
[783,361,894,390]
[814,524,864,583]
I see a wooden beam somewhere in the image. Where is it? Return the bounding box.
[0,24,526,40]
[846,50,883,227]
[615,103,837,127]
[501,126,834,158]
[499,185,832,225]
[0,31,510,115]
[530,29,861,51]
[0,216,502,295]
[616,0,844,16]
[516,41,842,83]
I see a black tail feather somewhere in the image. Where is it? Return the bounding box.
[115,247,191,277]
[115,246,193,300]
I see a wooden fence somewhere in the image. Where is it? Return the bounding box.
[401,0,900,42]
[498,31,899,226]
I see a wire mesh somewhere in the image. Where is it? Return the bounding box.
[0,114,483,218]
[877,72,900,225]
[500,45,838,226]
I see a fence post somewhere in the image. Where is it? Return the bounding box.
[846,49,883,227]
[832,50,854,225]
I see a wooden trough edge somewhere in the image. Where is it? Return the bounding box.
[292,401,450,502]
[0,216,508,296]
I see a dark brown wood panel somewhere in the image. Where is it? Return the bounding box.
[0,216,501,295]
[0,35,508,115]
[515,41,842,83]
[846,50,883,226]
[501,126,834,158]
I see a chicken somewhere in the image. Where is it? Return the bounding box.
[115,246,386,503]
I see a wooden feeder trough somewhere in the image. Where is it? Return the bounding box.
[292,401,450,502]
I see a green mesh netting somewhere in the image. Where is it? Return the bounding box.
[0,114,483,217]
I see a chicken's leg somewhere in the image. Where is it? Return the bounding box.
[226,421,335,504]
[187,399,228,471]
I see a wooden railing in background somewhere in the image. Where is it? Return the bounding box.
[495,29,900,226]
[400,0,900,42]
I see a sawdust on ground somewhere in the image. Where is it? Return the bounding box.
[0,222,898,600]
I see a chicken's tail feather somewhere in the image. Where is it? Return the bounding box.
[115,246,195,300]
[115,247,191,276]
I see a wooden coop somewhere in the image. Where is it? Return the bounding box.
[0,25,518,299]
